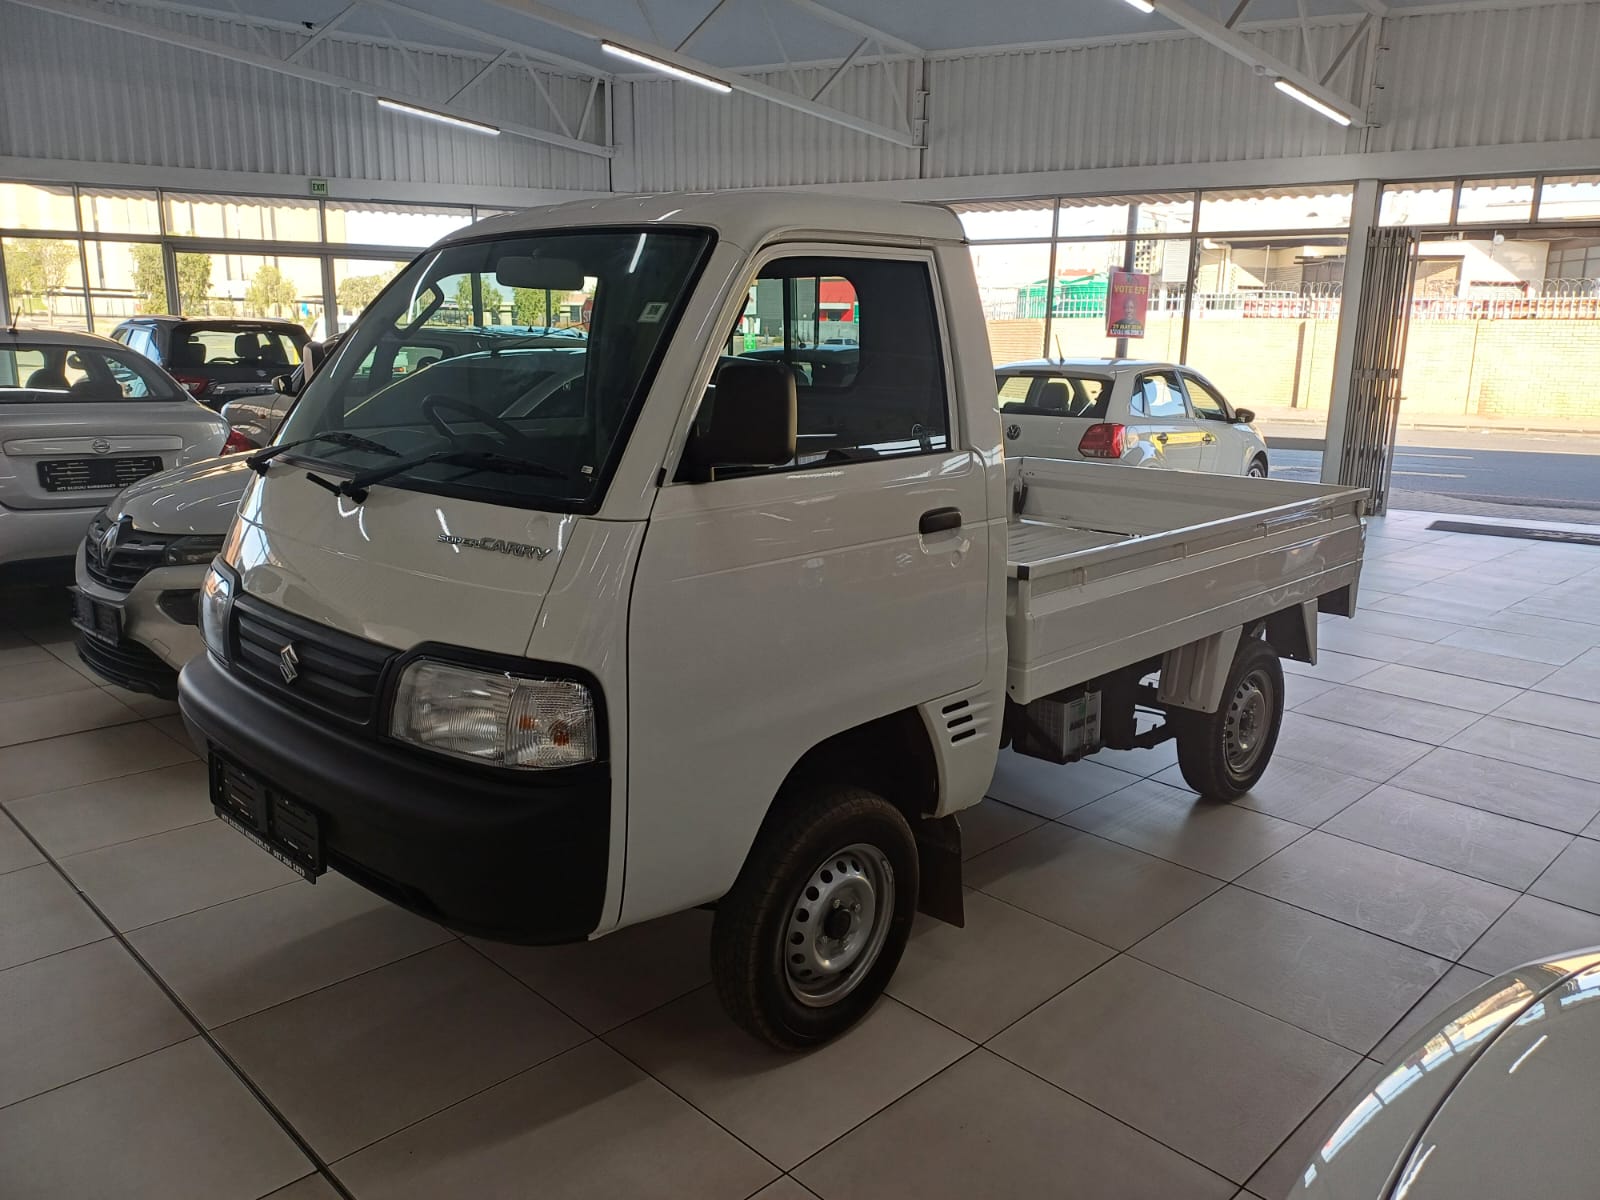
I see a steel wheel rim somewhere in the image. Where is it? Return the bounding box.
[1223,667,1274,776]
[1249,461,1267,477]
[783,843,895,1008]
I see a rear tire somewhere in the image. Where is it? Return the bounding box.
[1247,456,1269,478]
[1172,637,1284,801]
[711,785,918,1050]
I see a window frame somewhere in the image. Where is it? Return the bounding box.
[1133,369,1191,420]
[1178,370,1233,423]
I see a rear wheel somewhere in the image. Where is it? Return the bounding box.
[1172,637,1284,800]
[711,785,917,1050]
[1247,456,1269,478]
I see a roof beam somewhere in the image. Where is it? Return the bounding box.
[483,0,920,146]
[779,0,922,56]
[1147,0,1365,125]
[364,0,613,82]
[10,0,614,156]
[285,1,358,64]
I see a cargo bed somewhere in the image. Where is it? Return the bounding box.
[1004,457,1367,704]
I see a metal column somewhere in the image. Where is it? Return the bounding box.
[1335,225,1419,515]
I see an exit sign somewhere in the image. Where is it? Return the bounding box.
[308,178,329,197]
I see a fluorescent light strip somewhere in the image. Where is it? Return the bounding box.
[1122,0,1156,12]
[1273,79,1354,126]
[377,97,500,136]
[601,42,733,93]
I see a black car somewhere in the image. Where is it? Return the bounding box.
[109,316,309,411]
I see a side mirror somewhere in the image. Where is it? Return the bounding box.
[692,361,797,480]
[272,373,296,396]
[1233,407,1256,424]
[300,339,326,379]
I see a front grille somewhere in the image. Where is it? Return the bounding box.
[84,512,172,593]
[231,594,394,725]
[39,456,162,493]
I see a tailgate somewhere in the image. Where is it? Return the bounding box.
[1004,457,1366,703]
[1,403,192,511]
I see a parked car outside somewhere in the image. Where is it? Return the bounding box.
[110,315,309,411]
[1292,946,1600,1198]
[0,325,227,583]
[997,357,1269,475]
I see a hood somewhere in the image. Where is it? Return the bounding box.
[1291,948,1600,1200]
[112,453,254,537]
[227,468,580,658]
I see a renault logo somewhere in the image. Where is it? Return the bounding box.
[100,517,125,557]
[278,643,300,684]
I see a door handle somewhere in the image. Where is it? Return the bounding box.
[1155,433,1169,444]
[919,507,962,535]
[1203,433,1216,444]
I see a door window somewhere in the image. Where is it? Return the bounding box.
[996,373,1109,418]
[1137,372,1189,419]
[1184,374,1232,422]
[715,255,949,469]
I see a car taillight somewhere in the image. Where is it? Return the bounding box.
[220,429,257,456]
[1078,423,1127,459]
[173,374,210,397]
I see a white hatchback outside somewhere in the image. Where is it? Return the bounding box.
[997,358,1270,476]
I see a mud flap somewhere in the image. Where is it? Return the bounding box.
[915,813,964,927]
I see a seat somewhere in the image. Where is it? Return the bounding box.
[25,368,69,390]
[169,339,206,369]
[1037,379,1072,413]
[233,332,262,364]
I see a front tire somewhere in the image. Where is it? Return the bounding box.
[1172,637,1284,800]
[1247,456,1269,478]
[711,785,918,1050]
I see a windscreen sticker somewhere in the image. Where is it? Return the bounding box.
[639,301,669,323]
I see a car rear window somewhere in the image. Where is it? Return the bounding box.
[170,324,306,369]
[996,373,1110,419]
[0,341,186,402]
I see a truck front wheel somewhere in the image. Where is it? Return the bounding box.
[1172,637,1284,801]
[711,786,918,1050]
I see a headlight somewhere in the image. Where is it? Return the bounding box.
[390,659,597,770]
[164,535,226,567]
[199,563,235,660]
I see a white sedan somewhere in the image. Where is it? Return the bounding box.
[997,358,1270,476]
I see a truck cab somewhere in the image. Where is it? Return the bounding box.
[181,193,1364,1049]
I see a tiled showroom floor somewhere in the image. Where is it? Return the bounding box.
[5,509,1600,1200]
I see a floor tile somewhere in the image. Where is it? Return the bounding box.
[955,797,1044,859]
[129,871,452,1028]
[796,1049,1234,1200]
[1245,1060,1383,1200]
[1529,838,1600,915]
[1370,964,1492,1061]
[1440,625,1581,666]
[0,814,43,874]
[1088,738,1180,778]
[0,643,53,669]
[1471,611,1600,647]
[1132,886,1450,1053]
[1341,663,1521,713]
[217,941,586,1161]
[0,687,140,748]
[1391,747,1600,833]
[336,1040,776,1200]
[1531,647,1600,703]
[1496,691,1600,739]
[1155,757,1373,828]
[0,1038,311,1200]
[1321,784,1571,889]
[0,862,107,970]
[1399,642,1556,689]
[1370,593,1506,625]
[1403,579,1542,612]
[752,1179,822,1200]
[262,1177,340,1200]
[151,713,197,751]
[0,938,191,1107]
[5,761,211,859]
[0,723,193,803]
[991,956,1356,1184]
[608,988,969,1170]
[888,889,1112,1041]
[1341,610,1463,644]
[1284,674,1338,707]
[471,907,713,1034]
[1237,831,1517,959]
[1276,713,1433,782]
[98,684,180,719]
[1446,716,1600,783]
[967,823,1220,949]
[1281,650,1380,684]
[983,750,1136,818]
[1293,686,1480,745]
[1512,594,1600,628]
[1063,777,1307,880]
[60,819,297,932]
[0,656,97,702]
[1313,625,1429,665]
[1462,895,1600,974]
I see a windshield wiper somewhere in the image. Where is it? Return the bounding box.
[319,447,567,503]
[245,432,399,475]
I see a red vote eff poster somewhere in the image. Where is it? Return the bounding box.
[1106,269,1151,339]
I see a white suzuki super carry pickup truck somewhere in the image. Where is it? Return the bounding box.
[180,192,1366,1048]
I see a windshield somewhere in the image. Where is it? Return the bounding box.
[996,372,1111,420]
[278,228,712,511]
[0,340,187,402]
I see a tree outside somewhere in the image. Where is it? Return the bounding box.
[336,273,388,316]
[4,238,78,315]
[244,263,297,318]
[173,252,216,315]
[129,243,170,312]
[512,287,548,327]
[453,275,504,325]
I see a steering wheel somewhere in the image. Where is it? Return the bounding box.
[421,394,542,457]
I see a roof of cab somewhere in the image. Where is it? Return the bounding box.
[454,191,966,250]
[999,357,1177,373]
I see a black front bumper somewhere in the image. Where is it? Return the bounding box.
[179,653,610,943]
[75,629,179,699]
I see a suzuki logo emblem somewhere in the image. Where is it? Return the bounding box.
[278,643,300,684]
[91,438,112,454]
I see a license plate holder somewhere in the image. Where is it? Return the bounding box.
[71,589,122,646]
[210,754,324,882]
